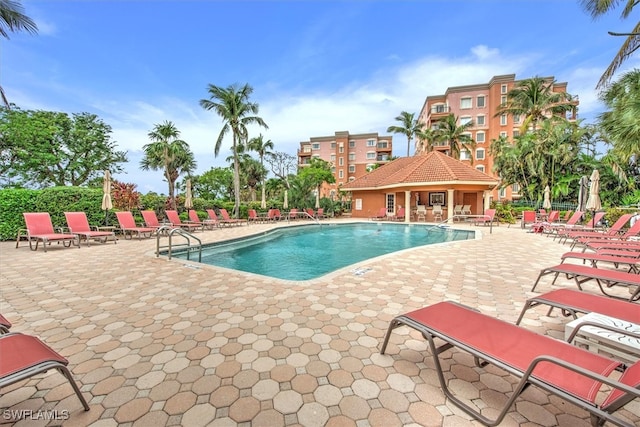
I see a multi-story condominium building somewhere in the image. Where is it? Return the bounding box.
[297,131,393,198]
[417,74,578,201]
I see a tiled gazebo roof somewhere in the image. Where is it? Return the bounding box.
[342,151,499,190]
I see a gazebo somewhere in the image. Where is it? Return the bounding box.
[341,151,500,222]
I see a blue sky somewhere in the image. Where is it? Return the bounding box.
[4,0,639,193]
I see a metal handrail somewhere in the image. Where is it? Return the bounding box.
[286,211,320,225]
[441,214,496,234]
[156,226,202,261]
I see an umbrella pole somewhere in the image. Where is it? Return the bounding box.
[105,209,108,226]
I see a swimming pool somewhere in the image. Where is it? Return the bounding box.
[171,222,475,281]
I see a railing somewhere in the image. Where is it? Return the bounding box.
[430,106,450,114]
[155,226,202,261]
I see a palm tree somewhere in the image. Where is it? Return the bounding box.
[438,114,476,162]
[495,77,575,133]
[247,133,274,208]
[200,83,268,217]
[140,121,196,210]
[580,0,639,88]
[1,0,38,108]
[415,127,441,154]
[386,111,424,157]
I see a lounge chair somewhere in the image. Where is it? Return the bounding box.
[531,263,640,301]
[547,211,584,239]
[573,220,640,248]
[516,288,640,325]
[521,210,537,229]
[431,205,443,222]
[461,204,472,216]
[64,212,116,246]
[0,332,90,411]
[188,210,213,230]
[247,209,263,224]
[473,208,497,226]
[415,205,427,222]
[287,208,300,220]
[564,213,633,247]
[165,210,203,232]
[380,301,638,427]
[556,212,607,243]
[561,251,640,273]
[20,212,78,252]
[558,210,573,223]
[394,207,406,221]
[453,204,463,219]
[305,208,316,219]
[115,211,155,239]
[316,208,325,220]
[267,208,282,221]
[219,208,244,226]
[369,207,388,221]
[205,209,223,227]
[141,210,171,234]
[0,314,11,333]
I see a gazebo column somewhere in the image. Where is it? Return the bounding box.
[404,191,411,223]
[483,190,491,211]
[447,189,454,221]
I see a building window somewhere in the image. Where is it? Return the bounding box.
[460,97,472,109]
[339,146,344,153]
[348,165,355,173]
[462,132,472,141]
[476,115,485,126]
[338,157,344,166]
[501,95,507,105]
[339,170,344,179]
[330,154,336,162]
[330,142,336,149]
[476,148,485,160]
[460,116,472,126]
[349,176,355,182]
[499,187,506,198]
[500,114,507,126]
[312,143,320,150]
[513,129,520,137]
[501,84,508,94]
[477,95,485,108]
[312,154,320,159]
[460,149,471,160]
[512,183,520,193]
[476,165,485,173]
[432,103,448,113]
[331,167,336,173]
[349,140,355,148]
[513,114,521,124]
[348,153,355,161]
[367,139,376,147]
[366,152,376,159]
[386,193,395,213]
[476,131,485,143]
[500,131,507,138]
[378,140,388,149]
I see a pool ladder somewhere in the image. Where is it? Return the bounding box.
[155,225,202,261]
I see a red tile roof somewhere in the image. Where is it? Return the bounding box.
[342,151,499,190]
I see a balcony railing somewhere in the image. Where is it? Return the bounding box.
[430,105,450,114]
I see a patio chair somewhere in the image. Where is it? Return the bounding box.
[20,212,78,252]
[394,207,406,221]
[0,332,90,411]
[531,263,640,301]
[141,210,172,234]
[561,251,640,273]
[316,208,325,220]
[219,208,244,226]
[0,314,11,333]
[432,205,443,222]
[305,208,316,219]
[521,210,537,229]
[165,210,203,232]
[461,204,472,216]
[547,211,584,239]
[574,220,640,248]
[558,210,573,223]
[380,301,638,427]
[473,208,497,226]
[287,208,300,220]
[370,207,388,221]
[453,204,463,218]
[247,209,262,224]
[115,211,155,240]
[205,209,223,227]
[516,288,640,325]
[188,210,214,230]
[415,205,427,222]
[565,214,633,248]
[64,212,116,246]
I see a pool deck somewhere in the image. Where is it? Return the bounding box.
[1,219,639,426]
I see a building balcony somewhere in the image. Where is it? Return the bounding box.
[429,105,450,116]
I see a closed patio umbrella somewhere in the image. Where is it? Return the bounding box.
[543,185,551,210]
[184,179,193,209]
[585,169,601,213]
[101,170,112,225]
[577,175,589,212]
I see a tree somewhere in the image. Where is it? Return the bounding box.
[437,113,476,162]
[415,127,441,154]
[266,150,297,204]
[580,0,639,88]
[140,121,196,210]
[598,69,640,162]
[200,83,268,217]
[0,107,127,188]
[247,133,274,208]
[495,76,575,133]
[387,111,424,157]
[240,155,266,202]
[192,167,234,201]
[1,0,38,108]
[299,158,335,208]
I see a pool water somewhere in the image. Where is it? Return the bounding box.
[172,222,475,281]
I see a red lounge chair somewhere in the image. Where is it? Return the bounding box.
[219,208,244,226]
[205,209,223,227]
[521,210,537,229]
[165,210,203,232]
[561,251,640,273]
[473,208,497,226]
[516,288,640,325]
[548,211,584,239]
[370,207,388,221]
[188,210,213,230]
[141,210,171,233]
[305,208,315,219]
[64,212,116,246]
[247,209,264,224]
[556,211,607,243]
[531,263,640,301]
[380,301,638,427]
[316,208,325,220]
[394,207,406,221]
[0,314,11,333]
[287,208,299,220]
[0,332,90,411]
[575,220,640,247]
[565,214,633,247]
[21,212,78,252]
[115,211,155,239]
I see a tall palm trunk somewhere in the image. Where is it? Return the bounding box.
[232,134,241,217]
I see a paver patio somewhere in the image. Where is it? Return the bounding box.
[1,219,638,426]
